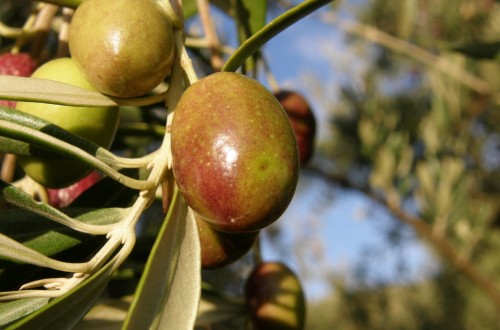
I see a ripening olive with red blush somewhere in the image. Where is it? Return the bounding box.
[274,91,316,166]
[195,214,259,269]
[171,72,299,233]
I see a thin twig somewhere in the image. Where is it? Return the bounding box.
[0,154,16,183]
[29,4,58,59]
[57,7,74,58]
[196,0,224,71]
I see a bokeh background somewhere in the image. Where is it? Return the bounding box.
[190,1,500,328]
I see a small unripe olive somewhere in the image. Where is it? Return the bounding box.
[171,72,299,233]
[16,58,119,188]
[195,213,258,269]
[245,262,306,330]
[69,0,175,97]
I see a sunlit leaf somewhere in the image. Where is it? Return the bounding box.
[123,190,201,330]
[0,76,166,107]
[0,76,115,107]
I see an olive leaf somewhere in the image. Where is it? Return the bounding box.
[4,255,117,329]
[0,76,167,108]
[0,107,151,191]
[0,298,50,328]
[123,190,201,330]
[0,181,117,236]
[0,207,128,266]
[234,0,267,73]
[0,136,30,155]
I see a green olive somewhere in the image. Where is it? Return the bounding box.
[16,58,119,188]
[69,0,175,97]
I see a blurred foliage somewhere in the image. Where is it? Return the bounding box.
[302,0,500,328]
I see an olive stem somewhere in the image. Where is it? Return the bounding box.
[56,7,74,58]
[159,0,183,30]
[10,4,40,54]
[252,237,264,265]
[196,0,224,71]
[0,21,24,39]
[175,31,199,85]
[185,37,235,55]
[223,0,335,72]
[100,148,160,169]
[0,154,17,183]
[29,4,59,60]
[0,120,153,191]
[0,232,99,274]
[0,134,168,298]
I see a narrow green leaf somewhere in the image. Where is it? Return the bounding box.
[0,136,30,155]
[234,0,267,72]
[0,106,101,157]
[0,298,50,328]
[0,76,167,107]
[123,190,201,330]
[223,0,335,72]
[0,207,127,265]
[0,110,150,191]
[0,181,114,236]
[0,76,116,107]
[6,257,116,329]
